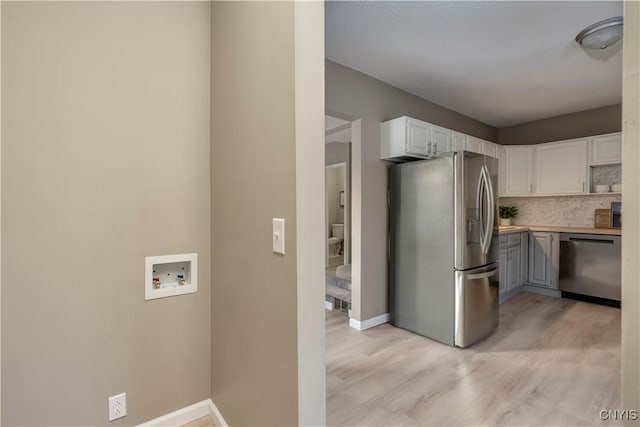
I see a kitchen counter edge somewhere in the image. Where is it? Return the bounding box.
[498,225,622,236]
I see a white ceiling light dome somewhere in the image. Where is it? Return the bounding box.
[575,16,623,50]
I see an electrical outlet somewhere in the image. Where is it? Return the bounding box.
[108,393,127,421]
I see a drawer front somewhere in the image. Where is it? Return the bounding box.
[508,233,521,247]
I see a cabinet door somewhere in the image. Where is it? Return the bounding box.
[505,147,533,195]
[590,133,622,165]
[431,125,452,157]
[465,136,484,154]
[519,232,528,285]
[497,146,506,196]
[528,232,559,289]
[483,141,499,159]
[535,139,588,194]
[452,132,466,152]
[507,246,521,291]
[406,118,431,157]
[499,249,507,294]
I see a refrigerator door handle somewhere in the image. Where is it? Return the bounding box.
[481,164,495,255]
[467,269,497,280]
[476,167,486,253]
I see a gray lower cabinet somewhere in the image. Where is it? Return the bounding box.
[507,246,521,291]
[520,233,528,284]
[499,248,508,294]
[499,231,527,299]
[528,231,560,289]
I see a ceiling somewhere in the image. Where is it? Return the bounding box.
[325,1,623,128]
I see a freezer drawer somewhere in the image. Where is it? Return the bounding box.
[559,233,621,301]
[454,263,499,348]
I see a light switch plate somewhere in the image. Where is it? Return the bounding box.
[273,218,285,255]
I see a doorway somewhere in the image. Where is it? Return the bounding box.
[324,115,353,318]
[325,162,347,269]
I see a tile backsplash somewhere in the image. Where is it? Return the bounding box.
[500,194,622,227]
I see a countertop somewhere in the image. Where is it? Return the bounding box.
[498,225,622,236]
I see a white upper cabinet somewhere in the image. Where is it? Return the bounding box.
[504,147,534,196]
[406,117,432,157]
[497,145,506,196]
[430,125,452,157]
[483,141,499,159]
[590,132,622,165]
[535,139,588,194]
[381,116,477,161]
[465,136,484,154]
[452,132,466,152]
[381,117,430,160]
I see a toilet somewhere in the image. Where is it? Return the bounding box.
[328,223,344,256]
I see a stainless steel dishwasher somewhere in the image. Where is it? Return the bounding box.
[559,233,621,302]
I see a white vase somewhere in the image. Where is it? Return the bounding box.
[500,218,512,226]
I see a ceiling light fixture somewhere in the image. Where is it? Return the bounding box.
[575,16,623,50]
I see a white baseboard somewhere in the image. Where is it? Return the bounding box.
[137,398,228,427]
[523,284,561,298]
[325,300,333,310]
[349,313,389,331]
[207,399,228,427]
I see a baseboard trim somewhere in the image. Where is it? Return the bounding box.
[499,286,523,304]
[523,284,561,298]
[207,398,229,427]
[325,300,333,310]
[349,313,389,331]
[137,398,228,427]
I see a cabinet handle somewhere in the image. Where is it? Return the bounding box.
[582,181,585,192]
[530,184,533,193]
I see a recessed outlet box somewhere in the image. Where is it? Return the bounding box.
[108,392,127,421]
[145,253,197,300]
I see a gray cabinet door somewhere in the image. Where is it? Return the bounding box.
[520,232,528,285]
[507,246,521,291]
[528,232,559,288]
[499,249,507,294]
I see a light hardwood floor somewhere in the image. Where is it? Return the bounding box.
[326,292,621,426]
[181,415,215,427]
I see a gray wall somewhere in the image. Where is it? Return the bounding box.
[211,3,300,425]
[1,2,211,425]
[326,141,350,166]
[326,60,497,320]
[498,104,622,145]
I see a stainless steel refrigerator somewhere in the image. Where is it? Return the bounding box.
[389,151,499,348]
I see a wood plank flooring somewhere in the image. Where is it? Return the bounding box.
[326,292,621,426]
[181,415,215,427]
